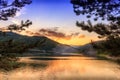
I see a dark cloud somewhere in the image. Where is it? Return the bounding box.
[39,28,84,40]
[39,29,66,38]
[70,32,80,37]
[24,28,85,40]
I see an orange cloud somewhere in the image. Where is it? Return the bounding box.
[55,36,100,46]
[79,35,85,38]
[39,28,81,40]
[18,29,100,45]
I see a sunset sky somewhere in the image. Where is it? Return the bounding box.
[0,0,101,45]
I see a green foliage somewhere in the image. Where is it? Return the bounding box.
[0,57,20,71]
[0,0,32,71]
[0,41,26,53]
[76,20,120,56]
[0,33,58,71]
[0,39,20,70]
[92,37,120,56]
[0,32,59,53]
[38,37,58,51]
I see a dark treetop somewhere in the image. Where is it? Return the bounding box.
[0,0,32,21]
[71,0,120,22]
[71,0,120,38]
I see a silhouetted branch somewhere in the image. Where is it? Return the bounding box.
[71,0,120,22]
[7,20,32,32]
[0,0,32,20]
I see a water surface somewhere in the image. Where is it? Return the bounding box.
[0,54,120,80]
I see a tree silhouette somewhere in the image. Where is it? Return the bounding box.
[71,0,120,22]
[8,20,32,32]
[0,0,32,35]
[71,0,120,38]
[0,0,32,70]
[76,20,120,39]
[0,0,32,20]
[71,0,120,56]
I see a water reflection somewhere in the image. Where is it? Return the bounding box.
[30,57,68,60]
[0,55,120,80]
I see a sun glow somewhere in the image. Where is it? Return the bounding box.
[17,30,100,46]
[47,36,100,46]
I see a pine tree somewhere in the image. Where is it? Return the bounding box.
[71,0,120,56]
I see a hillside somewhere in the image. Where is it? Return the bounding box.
[76,40,105,56]
[0,31,60,52]
[0,31,84,55]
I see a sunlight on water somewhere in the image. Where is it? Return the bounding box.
[0,55,120,80]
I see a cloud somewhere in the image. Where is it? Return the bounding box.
[22,28,86,40]
[10,7,26,25]
[79,35,86,38]
[70,32,80,37]
[11,18,20,25]
[25,31,34,35]
[39,28,69,39]
[38,28,83,40]
[16,7,26,17]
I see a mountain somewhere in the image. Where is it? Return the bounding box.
[0,31,60,52]
[0,31,86,55]
[76,40,104,56]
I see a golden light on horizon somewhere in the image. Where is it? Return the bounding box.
[47,36,100,46]
[17,30,101,46]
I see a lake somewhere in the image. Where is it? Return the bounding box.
[0,53,120,80]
